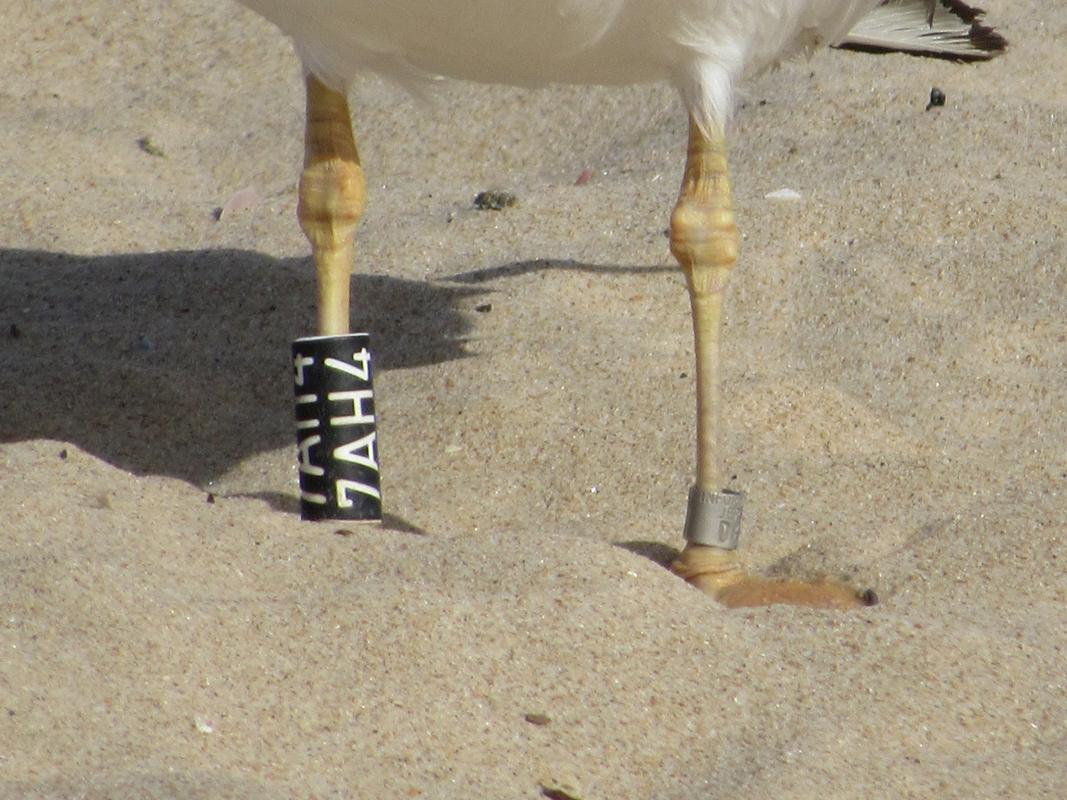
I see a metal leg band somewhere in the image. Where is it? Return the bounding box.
[683,487,744,549]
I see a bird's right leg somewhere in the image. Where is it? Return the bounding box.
[668,117,874,610]
[298,74,366,335]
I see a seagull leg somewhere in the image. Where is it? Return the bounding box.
[298,75,366,335]
[668,117,873,610]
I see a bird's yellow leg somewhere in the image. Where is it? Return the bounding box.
[668,117,874,610]
[298,75,366,336]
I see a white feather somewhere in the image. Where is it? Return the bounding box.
[236,0,890,128]
[841,0,1003,59]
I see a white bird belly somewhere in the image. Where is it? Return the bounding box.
[239,0,881,89]
[240,0,649,86]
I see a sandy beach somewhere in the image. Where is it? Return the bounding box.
[1,0,1064,797]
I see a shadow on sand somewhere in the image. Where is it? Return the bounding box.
[0,248,483,486]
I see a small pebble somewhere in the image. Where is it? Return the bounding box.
[926,87,946,111]
[524,712,551,726]
[216,185,261,220]
[765,188,801,202]
[89,492,112,511]
[137,136,166,157]
[540,778,582,800]
[474,190,517,211]
[193,716,214,734]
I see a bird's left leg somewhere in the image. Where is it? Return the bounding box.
[668,117,873,610]
[298,74,366,335]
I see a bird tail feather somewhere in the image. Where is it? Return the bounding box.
[838,0,1007,60]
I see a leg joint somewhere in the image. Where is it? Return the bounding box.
[669,195,738,274]
[298,158,366,251]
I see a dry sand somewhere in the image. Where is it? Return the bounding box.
[1,1,1064,797]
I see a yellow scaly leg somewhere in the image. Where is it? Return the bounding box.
[298,75,366,336]
[668,117,874,610]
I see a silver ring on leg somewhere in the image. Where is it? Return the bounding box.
[683,487,744,549]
